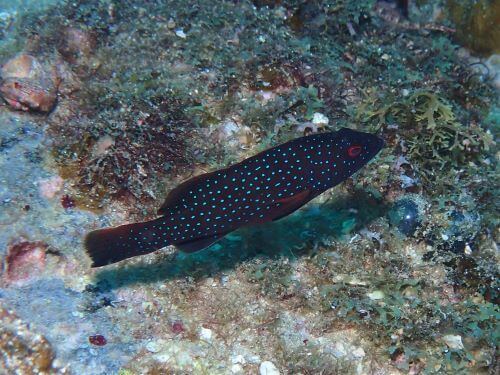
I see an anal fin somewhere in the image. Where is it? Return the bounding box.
[175,234,226,253]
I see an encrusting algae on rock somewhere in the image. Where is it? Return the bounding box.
[0,0,498,374]
[0,53,59,112]
[446,0,500,56]
[0,305,63,373]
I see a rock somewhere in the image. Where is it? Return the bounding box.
[312,112,329,126]
[484,54,500,90]
[330,341,348,358]
[351,347,366,359]
[367,290,385,300]
[231,354,246,364]
[199,327,213,341]
[0,305,57,373]
[442,334,464,350]
[57,27,97,65]
[259,361,280,375]
[388,195,426,236]
[440,210,480,253]
[175,29,187,38]
[38,176,64,199]
[0,54,59,112]
[93,135,115,156]
[3,239,47,286]
[446,0,500,55]
[211,119,253,149]
[231,364,244,373]
[145,340,161,353]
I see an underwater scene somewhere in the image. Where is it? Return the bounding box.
[0,0,498,374]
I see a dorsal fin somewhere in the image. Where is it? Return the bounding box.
[158,171,217,215]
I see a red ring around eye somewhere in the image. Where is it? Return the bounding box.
[348,145,362,158]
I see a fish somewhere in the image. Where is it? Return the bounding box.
[397,0,409,18]
[85,127,384,267]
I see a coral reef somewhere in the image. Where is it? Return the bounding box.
[0,304,62,374]
[0,0,498,374]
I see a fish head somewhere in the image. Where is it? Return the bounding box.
[331,127,384,178]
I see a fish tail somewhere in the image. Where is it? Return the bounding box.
[84,218,169,267]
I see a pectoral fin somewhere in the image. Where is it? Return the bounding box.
[271,189,312,222]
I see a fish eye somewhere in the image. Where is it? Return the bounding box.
[347,145,362,158]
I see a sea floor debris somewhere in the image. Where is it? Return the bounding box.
[0,0,498,374]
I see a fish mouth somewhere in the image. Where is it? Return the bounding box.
[368,136,385,159]
[376,136,385,150]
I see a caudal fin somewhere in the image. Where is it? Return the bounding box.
[84,219,168,267]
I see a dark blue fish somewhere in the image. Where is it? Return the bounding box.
[85,128,383,267]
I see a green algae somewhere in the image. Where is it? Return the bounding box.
[307,245,499,374]
[357,89,495,193]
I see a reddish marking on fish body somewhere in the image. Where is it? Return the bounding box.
[275,189,310,204]
[348,144,362,158]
